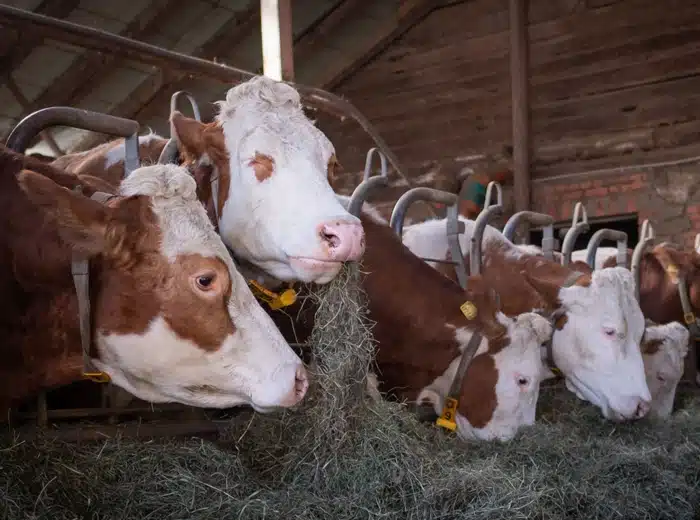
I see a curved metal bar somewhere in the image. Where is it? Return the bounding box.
[561,202,590,266]
[157,138,179,165]
[585,228,628,268]
[362,147,388,182]
[389,187,468,288]
[390,187,458,237]
[502,211,555,260]
[469,182,504,276]
[170,90,202,122]
[483,180,504,210]
[347,148,391,217]
[0,4,416,191]
[631,219,655,301]
[695,233,700,252]
[347,176,388,217]
[6,106,141,177]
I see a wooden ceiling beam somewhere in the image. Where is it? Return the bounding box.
[11,0,187,128]
[0,0,81,77]
[71,1,261,152]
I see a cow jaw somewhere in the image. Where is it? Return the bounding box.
[551,267,651,421]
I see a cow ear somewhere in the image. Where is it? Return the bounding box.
[170,111,209,159]
[520,270,561,306]
[18,169,110,256]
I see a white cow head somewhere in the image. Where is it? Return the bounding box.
[417,311,554,442]
[20,164,308,412]
[525,267,651,421]
[641,321,689,419]
[170,76,365,284]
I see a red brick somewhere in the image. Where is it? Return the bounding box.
[585,187,608,198]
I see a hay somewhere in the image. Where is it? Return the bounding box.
[2,263,700,520]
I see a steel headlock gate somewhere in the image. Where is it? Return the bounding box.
[560,202,590,266]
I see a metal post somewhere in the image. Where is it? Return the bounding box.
[389,187,468,288]
[469,182,504,276]
[560,202,590,266]
[631,219,655,302]
[585,229,628,268]
[347,148,390,217]
[502,211,555,260]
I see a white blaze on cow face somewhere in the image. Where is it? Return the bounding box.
[417,312,554,442]
[544,267,651,421]
[54,164,309,411]
[641,322,689,419]
[173,76,365,284]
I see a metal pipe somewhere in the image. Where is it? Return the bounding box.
[469,182,504,276]
[561,202,589,266]
[585,229,628,268]
[347,147,390,217]
[170,91,202,122]
[389,187,468,288]
[390,187,458,237]
[0,4,413,190]
[6,106,139,153]
[502,211,555,260]
[631,219,655,301]
[695,233,700,253]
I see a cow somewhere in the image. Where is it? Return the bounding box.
[401,216,652,422]
[268,199,555,442]
[0,145,308,418]
[50,75,365,285]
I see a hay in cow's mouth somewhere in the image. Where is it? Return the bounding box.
[1,263,699,520]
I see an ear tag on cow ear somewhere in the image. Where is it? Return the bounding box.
[83,371,111,384]
[436,397,458,431]
[666,264,680,284]
[460,301,478,320]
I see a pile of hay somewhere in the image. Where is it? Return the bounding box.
[1,264,699,520]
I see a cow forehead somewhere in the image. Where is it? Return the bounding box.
[120,164,232,266]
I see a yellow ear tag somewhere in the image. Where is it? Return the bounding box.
[435,397,458,431]
[83,372,111,384]
[269,288,298,310]
[460,301,478,320]
[667,264,679,284]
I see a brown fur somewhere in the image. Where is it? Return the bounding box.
[50,136,168,187]
[0,144,234,414]
[250,153,274,182]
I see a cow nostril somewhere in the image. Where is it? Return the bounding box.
[320,226,341,248]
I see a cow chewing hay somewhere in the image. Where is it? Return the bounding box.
[1,264,700,520]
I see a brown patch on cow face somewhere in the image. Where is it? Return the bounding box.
[249,152,275,182]
[554,313,568,330]
[642,338,663,355]
[161,254,236,351]
[460,353,498,428]
[171,111,231,221]
[327,153,342,190]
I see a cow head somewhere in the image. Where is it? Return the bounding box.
[523,267,651,421]
[18,164,308,411]
[170,76,365,284]
[418,307,554,442]
[641,321,689,419]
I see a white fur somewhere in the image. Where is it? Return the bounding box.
[416,312,554,442]
[641,322,690,419]
[207,76,363,284]
[95,164,305,411]
[403,216,652,422]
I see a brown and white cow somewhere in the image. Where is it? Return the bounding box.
[402,216,652,422]
[270,199,554,442]
[51,76,365,285]
[0,145,308,416]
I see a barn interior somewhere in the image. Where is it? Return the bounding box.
[1,1,700,518]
